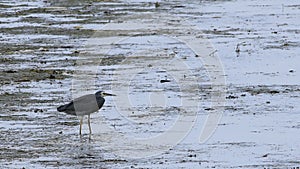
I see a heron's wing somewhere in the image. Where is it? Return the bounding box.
[57,101,75,115]
[57,94,104,116]
[72,94,101,114]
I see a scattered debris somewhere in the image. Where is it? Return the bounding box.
[34,108,44,113]
[160,79,171,83]
[39,47,49,52]
[243,87,281,95]
[4,70,17,73]
[74,25,83,30]
[188,154,197,157]
[226,95,239,99]
[49,74,56,79]
[235,43,240,53]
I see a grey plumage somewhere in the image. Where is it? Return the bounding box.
[57,93,105,116]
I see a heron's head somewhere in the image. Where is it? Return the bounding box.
[95,91,116,97]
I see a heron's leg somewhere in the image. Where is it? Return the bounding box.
[88,114,92,134]
[79,116,83,135]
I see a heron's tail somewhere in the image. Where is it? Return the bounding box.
[57,105,67,112]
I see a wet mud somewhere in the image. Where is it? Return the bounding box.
[1,0,300,168]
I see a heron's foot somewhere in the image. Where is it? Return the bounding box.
[88,134,92,141]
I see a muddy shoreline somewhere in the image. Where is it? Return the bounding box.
[1,0,300,168]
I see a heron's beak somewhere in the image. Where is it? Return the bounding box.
[103,92,116,96]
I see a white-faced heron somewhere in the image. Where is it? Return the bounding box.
[57,91,116,135]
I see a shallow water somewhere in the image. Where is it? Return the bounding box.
[1,0,300,168]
